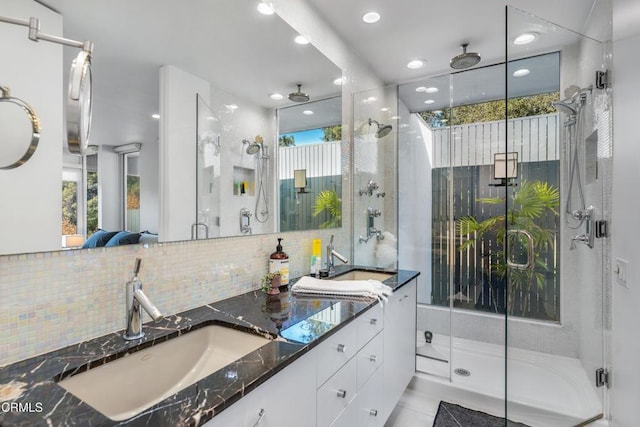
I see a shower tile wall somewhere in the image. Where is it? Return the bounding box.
[0,230,348,367]
[352,86,399,268]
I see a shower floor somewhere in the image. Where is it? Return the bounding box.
[400,332,608,427]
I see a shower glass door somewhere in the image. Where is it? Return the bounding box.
[506,6,612,425]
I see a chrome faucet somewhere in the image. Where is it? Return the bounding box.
[124,258,163,341]
[326,235,348,277]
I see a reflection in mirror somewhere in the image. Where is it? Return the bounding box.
[1,0,342,255]
[278,96,342,232]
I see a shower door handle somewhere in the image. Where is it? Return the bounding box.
[506,229,534,270]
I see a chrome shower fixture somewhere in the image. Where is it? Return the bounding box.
[368,118,393,138]
[243,139,261,155]
[288,84,310,103]
[450,43,481,69]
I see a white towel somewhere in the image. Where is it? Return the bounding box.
[291,276,393,305]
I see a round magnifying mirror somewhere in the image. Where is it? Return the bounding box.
[66,51,93,155]
[0,88,41,169]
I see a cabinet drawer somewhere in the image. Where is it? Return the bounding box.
[317,356,357,427]
[357,366,384,427]
[316,322,357,387]
[356,304,383,349]
[357,331,383,388]
[329,394,359,427]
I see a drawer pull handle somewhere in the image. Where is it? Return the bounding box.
[337,389,347,399]
[337,344,346,353]
[369,355,377,363]
[369,318,378,325]
[252,408,265,427]
[369,409,378,417]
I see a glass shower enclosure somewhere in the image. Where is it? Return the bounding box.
[397,5,612,426]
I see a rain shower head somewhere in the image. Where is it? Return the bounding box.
[450,43,481,70]
[288,84,310,103]
[368,118,393,138]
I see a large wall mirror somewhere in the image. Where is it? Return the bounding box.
[0,0,342,255]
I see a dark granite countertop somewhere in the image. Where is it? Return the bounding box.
[0,266,418,427]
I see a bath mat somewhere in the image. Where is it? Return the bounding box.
[432,401,530,427]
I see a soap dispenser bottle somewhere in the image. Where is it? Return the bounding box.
[269,238,290,286]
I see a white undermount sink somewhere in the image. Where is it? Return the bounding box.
[58,325,270,421]
[332,270,394,282]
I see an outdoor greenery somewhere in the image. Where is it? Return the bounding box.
[420,92,560,128]
[279,134,295,147]
[62,181,78,235]
[322,125,342,142]
[456,180,560,316]
[312,189,342,229]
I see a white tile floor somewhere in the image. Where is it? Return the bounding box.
[385,381,439,426]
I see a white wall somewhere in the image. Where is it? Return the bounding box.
[0,0,62,255]
[159,65,210,242]
[611,10,640,425]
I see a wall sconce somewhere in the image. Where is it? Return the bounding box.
[491,152,518,187]
[294,169,308,194]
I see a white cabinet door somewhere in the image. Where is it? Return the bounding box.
[382,279,417,422]
[243,350,317,427]
[203,350,316,427]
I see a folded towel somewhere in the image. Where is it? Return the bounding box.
[291,276,393,305]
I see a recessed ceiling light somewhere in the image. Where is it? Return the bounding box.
[380,107,389,112]
[425,87,439,93]
[226,104,239,110]
[416,86,427,93]
[333,77,345,85]
[513,32,537,45]
[269,93,283,100]
[424,99,435,105]
[303,110,314,115]
[257,2,274,15]
[407,60,425,69]
[294,35,309,45]
[151,113,160,119]
[362,11,381,24]
[513,68,530,77]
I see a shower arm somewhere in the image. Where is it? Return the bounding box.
[0,15,94,53]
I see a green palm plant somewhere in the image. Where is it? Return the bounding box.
[456,180,559,316]
[312,189,342,229]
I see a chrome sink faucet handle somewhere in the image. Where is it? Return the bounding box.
[326,235,348,277]
[124,258,163,341]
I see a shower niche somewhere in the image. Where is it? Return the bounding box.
[232,166,255,196]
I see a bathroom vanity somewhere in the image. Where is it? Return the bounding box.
[0,268,418,426]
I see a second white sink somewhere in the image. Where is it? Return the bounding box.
[332,270,394,282]
[58,325,270,421]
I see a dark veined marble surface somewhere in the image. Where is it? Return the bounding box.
[0,266,418,426]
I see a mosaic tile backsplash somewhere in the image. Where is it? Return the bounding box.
[0,230,349,366]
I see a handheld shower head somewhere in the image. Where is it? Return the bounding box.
[368,118,393,139]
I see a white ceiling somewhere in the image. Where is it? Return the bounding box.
[39,0,342,146]
[34,0,609,144]
[307,0,600,85]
